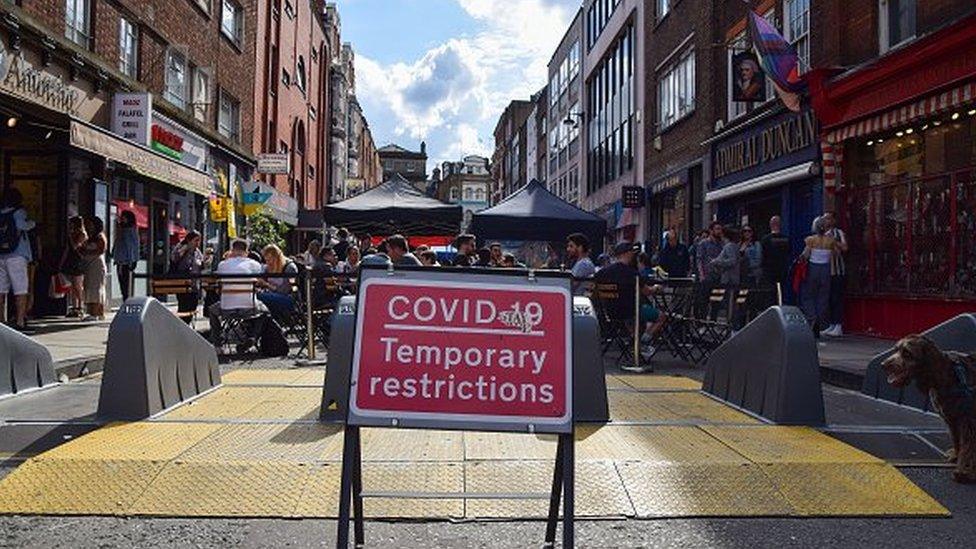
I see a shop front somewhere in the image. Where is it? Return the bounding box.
[808,13,976,338]
[707,108,822,254]
[647,165,700,247]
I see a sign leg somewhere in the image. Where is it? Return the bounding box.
[562,432,575,548]
[351,427,365,546]
[336,425,357,548]
[544,434,566,545]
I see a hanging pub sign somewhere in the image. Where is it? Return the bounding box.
[622,185,645,208]
[731,51,767,103]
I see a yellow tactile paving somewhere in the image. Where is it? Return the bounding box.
[297,462,464,518]
[618,462,794,517]
[463,431,558,461]
[608,391,759,423]
[160,386,270,420]
[290,368,326,386]
[464,460,633,518]
[177,423,343,463]
[615,375,702,391]
[355,428,464,462]
[237,387,322,421]
[221,368,308,385]
[0,458,166,515]
[37,422,222,462]
[763,462,949,516]
[130,461,309,517]
[702,426,883,464]
[604,375,631,390]
[576,425,747,463]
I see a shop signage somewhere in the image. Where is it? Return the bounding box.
[0,38,80,115]
[649,170,687,195]
[110,93,151,145]
[713,110,817,180]
[622,186,645,208]
[237,181,299,225]
[348,272,573,433]
[257,153,290,174]
[150,124,184,160]
[70,120,212,197]
[153,113,210,173]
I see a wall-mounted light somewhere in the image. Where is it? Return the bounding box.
[904,128,913,134]
[969,109,976,116]
[6,116,17,128]
[951,112,960,120]
[895,131,904,137]
[867,140,874,146]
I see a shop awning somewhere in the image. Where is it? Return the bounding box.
[825,81,976,144]
[705,161,814,202]
[69,120,213,196]
[323,175,462,236]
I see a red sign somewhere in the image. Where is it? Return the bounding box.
[348,276,572,432]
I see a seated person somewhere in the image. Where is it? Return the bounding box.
[386,234,422,266]
[208,239,266,347]
[257,244,298,318]
[639,284,668,360]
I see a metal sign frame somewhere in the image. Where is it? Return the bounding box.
[335,265,575,548]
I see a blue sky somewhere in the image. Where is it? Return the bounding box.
[336,0,580,170]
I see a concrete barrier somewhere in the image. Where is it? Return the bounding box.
[321,295,609,424]
[97,297,220,420]
[862,313,976,412]
[703,306,825,425]
[0,324,55,397]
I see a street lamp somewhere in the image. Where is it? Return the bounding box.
[562,111,584,129]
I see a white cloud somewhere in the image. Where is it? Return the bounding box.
[354,0,576,169]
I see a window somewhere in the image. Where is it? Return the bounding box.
[568,41,580,80]
[879,0,916,53]
[64,0,91,48]
[464,187,473,200]
[784,0,810,72]
[164,48,188,109]
[118,18,138,78]
[191,67,211,122]
[218,91,240,142]
[450,187,459,202]
[549,73,560,106]
[221,0,244,46]
[587,0,621,49]
[284,0,296,19]
[657,0,671,20]
[657,48,695,130]
[296,56,307,92]
[282,69,290,87]
[586,22,635,194]
[193,0,212,14]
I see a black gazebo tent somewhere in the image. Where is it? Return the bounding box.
[323,175,462,235]
[470,179,607,244]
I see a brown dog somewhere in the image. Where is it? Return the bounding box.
[882,335,976,483]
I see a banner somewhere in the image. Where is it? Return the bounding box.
[731,51,767,103]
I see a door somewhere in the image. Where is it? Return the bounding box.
[151,199,170,275]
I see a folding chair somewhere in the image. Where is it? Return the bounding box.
[591,282,636,367]
[149,277,197,323]
[210,279,266,355]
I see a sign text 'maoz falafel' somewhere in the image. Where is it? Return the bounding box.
[347,273,573,433]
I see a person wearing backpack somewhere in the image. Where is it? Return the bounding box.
[0,188,37,332]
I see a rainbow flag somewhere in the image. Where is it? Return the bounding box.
[748,10,805,110]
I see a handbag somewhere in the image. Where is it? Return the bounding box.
[49,273,72,299]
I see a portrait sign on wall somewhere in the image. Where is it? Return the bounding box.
[732,51,767,103]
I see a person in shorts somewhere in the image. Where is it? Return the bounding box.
[0,188,36,332]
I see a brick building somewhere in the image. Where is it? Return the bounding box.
[490,99,533,203]
[377,141,428,191]
[643,0,714,246]
[805,0,976,337]
[581,0,645,245]
[1,0,259,311]
[547,8,583,206]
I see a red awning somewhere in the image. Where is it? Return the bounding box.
[113,200,149,229]
[369,235,455,248]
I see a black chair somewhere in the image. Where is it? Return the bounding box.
[591,282,637,367]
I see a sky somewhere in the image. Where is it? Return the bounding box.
[336,0,580,171]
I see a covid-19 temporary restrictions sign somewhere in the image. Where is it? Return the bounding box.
[347,268,573,434]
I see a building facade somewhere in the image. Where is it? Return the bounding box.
[1,0,258,312]
[643,0,714,247]
[490,99,533,203]
[377,141,428,190]
[807,1,976,337]
[345,96,381,196]
[706,0,822,258]
[547,8,583,206]
[435,155,491,230]
[582,0,645,245]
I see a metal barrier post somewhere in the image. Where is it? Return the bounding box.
[305,272,316,360]
[776,282,783,306]
[634,274,641,367]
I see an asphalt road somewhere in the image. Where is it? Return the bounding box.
[1,467,973,548]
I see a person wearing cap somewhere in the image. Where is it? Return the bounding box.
[451,234,477,267]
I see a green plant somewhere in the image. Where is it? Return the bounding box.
[247,212,288,251]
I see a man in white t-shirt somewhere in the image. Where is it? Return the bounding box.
[208,239,266,347]
[566,233,596,296]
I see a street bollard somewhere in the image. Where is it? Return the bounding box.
[305,273,316,360]
[776,282,783,306]
[634,274,640,368]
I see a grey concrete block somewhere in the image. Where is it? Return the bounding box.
[321,296,357,422]
[862,314,976,412]
[97,297,220,420]
[703,306,825,425]
[0,324,55,397]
